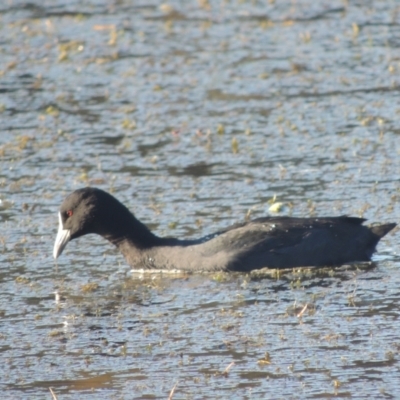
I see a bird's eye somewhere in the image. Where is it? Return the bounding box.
[66,210,73,218]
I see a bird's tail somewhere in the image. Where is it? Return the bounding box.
[370,223,397,239]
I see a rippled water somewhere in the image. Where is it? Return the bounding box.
[1,0,399,398]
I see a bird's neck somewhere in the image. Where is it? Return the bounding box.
[102,215,183,269]
[99,208,164,249]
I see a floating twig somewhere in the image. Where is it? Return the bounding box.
[168,381,179,400]
[49,387,58,400]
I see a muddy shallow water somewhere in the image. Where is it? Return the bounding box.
[1,0,400,398]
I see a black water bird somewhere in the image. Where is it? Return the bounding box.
[53,187,396,272]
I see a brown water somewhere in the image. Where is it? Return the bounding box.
[1,0,399,398]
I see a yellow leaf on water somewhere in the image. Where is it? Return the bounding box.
[231,137,239,154]
[269,202,284,213]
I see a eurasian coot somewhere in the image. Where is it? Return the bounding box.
[53,187,396,272]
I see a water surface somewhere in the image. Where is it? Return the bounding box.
[0,0,399,398]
